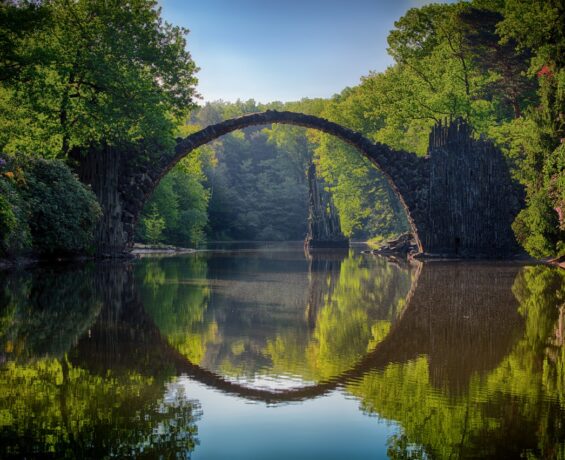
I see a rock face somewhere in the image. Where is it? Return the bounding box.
[77,111,523,258]
[304,162,349,249]
[72,143,168,257]
[421,119,523,257]
[72,146,128,256]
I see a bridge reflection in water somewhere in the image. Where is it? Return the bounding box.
[0,248,564,459]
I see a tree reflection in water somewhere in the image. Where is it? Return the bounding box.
[0,252,564,459]
[136,250,415,385]
[350,263,565,460]
[0,264,201,459]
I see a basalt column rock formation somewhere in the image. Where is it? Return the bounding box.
[304,162,349,249]
[421,119,523,257]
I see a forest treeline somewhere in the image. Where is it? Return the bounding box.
[0,0,563,257]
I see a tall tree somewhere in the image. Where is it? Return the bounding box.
[0,0,198,157]
[494,0,565,257]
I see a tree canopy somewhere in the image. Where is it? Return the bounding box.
[0,0,198,157]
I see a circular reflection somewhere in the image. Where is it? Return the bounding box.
[136,247,415,391]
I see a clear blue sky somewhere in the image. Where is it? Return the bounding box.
[159,0,449,103]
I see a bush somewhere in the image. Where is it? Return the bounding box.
[0,173,31,257]
[20,159,102,256]
[512,189,562,258]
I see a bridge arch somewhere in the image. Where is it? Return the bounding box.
[107,111,521,257]
[141,110,427,251]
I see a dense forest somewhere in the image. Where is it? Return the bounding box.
[0,0,563,257]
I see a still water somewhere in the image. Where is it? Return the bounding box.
[1,243,564,459]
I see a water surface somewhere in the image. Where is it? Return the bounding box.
[1,243,564,459]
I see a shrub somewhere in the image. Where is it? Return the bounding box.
[512,189,562,258]
[141,205,165,244]
[0,173,31,257]
[20,159,102,255]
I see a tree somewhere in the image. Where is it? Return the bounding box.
[142,204,165,244]
[494,0,565,257]
[458,5,535,119]
[0,0,198,157]
[186,100,310,242]
[0,160,30,257]
[0,156,101,256]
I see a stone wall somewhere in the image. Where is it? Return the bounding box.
[73,146,128,256]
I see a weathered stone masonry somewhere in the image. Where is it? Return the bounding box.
[78,110,523,257]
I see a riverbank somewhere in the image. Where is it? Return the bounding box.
[131,243,196,255]
[0,244,196,271]
[0,254,97,271]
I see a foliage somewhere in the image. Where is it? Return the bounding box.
[512,188,561,258]
[0,0,200,256]
[146,251,413,382]
[0,161,30,257]
[2,0,563,255]
[492,0,565,257]
[0,265,103,361]
[135,255,214,364]
[0,357,201,458]
[320,1,533,154]
[313,92,409,239]
[20,158,101,255]
[264,97,403,240]
[209,128,308,241]
[0,0,198,157]
[2,251,565,458]
[0,262,202,458]
[0,157,100,257]
[186,100,310,242]
[140,204,166,244]
[347,264,565,459]
[136,133,214,247]
[294,0,563,255]
[179,98,408,243]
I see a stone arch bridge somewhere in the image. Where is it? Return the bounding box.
[76,110,522,258]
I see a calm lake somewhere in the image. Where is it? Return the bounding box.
[1,243,564,459]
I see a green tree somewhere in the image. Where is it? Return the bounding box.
[136,255,213,364]
[21,158,102,255]
[0,0,198,157]
[194,100,309,241]
[0,161,30,257]
[142,204,165,244]
[494,0,565,257]
[311,88,409,240]
[136,124,214,247]
[347,263,565,459]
